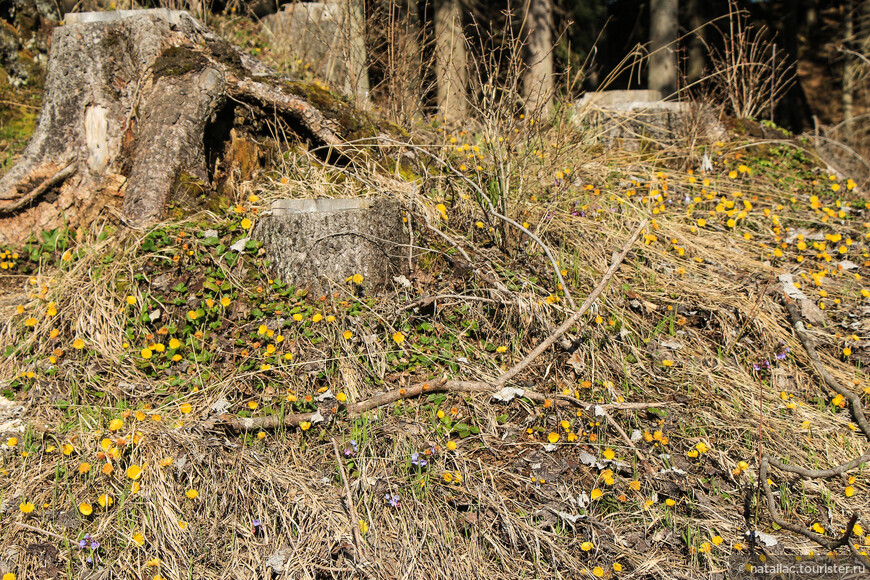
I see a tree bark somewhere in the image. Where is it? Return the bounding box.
[649,0,678,98]
[343,0,371,108]
[842,0,855,144]
[522,0,554,119]
[434,0,467,122]
[0,9,369,245]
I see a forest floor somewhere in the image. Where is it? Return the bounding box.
[3,13,870,580]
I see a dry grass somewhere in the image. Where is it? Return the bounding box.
[3,33,870,580]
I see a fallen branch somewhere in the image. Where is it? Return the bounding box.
[755,296,870,564]
[208,219,652,432]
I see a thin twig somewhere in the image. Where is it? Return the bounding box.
[331,437,366,564]
[0,163,77,209]
[15,521,69,542]
[496,217,649,386]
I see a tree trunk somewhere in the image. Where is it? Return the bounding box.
[0,9,369,245]
[685,0,705,86]
[434,0,467,122]
[649,0,678,98]
[843,0,855,144]
[343,0,371,108]
[522,0,554,119]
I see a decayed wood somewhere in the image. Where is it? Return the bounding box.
[0,9,361,243]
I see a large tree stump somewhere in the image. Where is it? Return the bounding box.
[0,9,374,244]
[253,198,407,296]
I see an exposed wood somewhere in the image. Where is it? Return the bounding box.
[0,9,370,244]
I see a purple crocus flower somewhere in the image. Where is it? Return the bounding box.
[90,540,99,550]
[385,493,400,507]
[411,452,427,467]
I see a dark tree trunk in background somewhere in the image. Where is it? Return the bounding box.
[434,0,467,121]
[649,0,678,97]
[522,0,555,119]
[685,0,705,86]
[0,9,360,245]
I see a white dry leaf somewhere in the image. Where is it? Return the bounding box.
[778,273,806,300]
[310,411,325,424]
[747,530,778,547]
[230,237,249,253]
[492,387,525,402]
[555,510,583,524]
[315,389,334,403]
[210,397,231,414]
[543,444,557,452]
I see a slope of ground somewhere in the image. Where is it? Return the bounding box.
[1,115,870,580]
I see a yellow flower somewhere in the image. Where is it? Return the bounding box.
[300,421,312,431]
[591,488,603,500]
[359,520,369,534]
[547,432,559,444]
[581,541,594,551]
[178,520,188,530]
[352,273,364,285]
[6,437,17,447]
[98,494,113,508]
[312,313,323,323]
[141,348,152,359]
[169,338,181,349]
[79,503,93,516]
[343,330,353,339]
[662,359,673,367]
[126,465,142,480]
[844,348,852,356]
[712,535,723,545]
[292,313,303,322]
[185,489,199,499]
[109,419,124,431]
[336,392,347,403]
[132,532,145,546]
[126,296,137,305]
[146,557,161,567]
[187,310,198,320]
[447,441,457,451]
[3,573,16,580]
[220,296,231,307]
[241,218,252,229]
[665,498,676,507]
[62,443,74,456]
[19,501,35,514]
[603,448,615,460]
[613,563,623,572]
[248,401,258,410]
[180,403,192,414]
[846,486,855,497]
[73,338,85,350]
[592,567,604,578]
[496,345,507,353]
[813,522,825,534]
[392,331,405,345]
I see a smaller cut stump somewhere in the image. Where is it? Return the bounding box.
[253,198,407,295]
